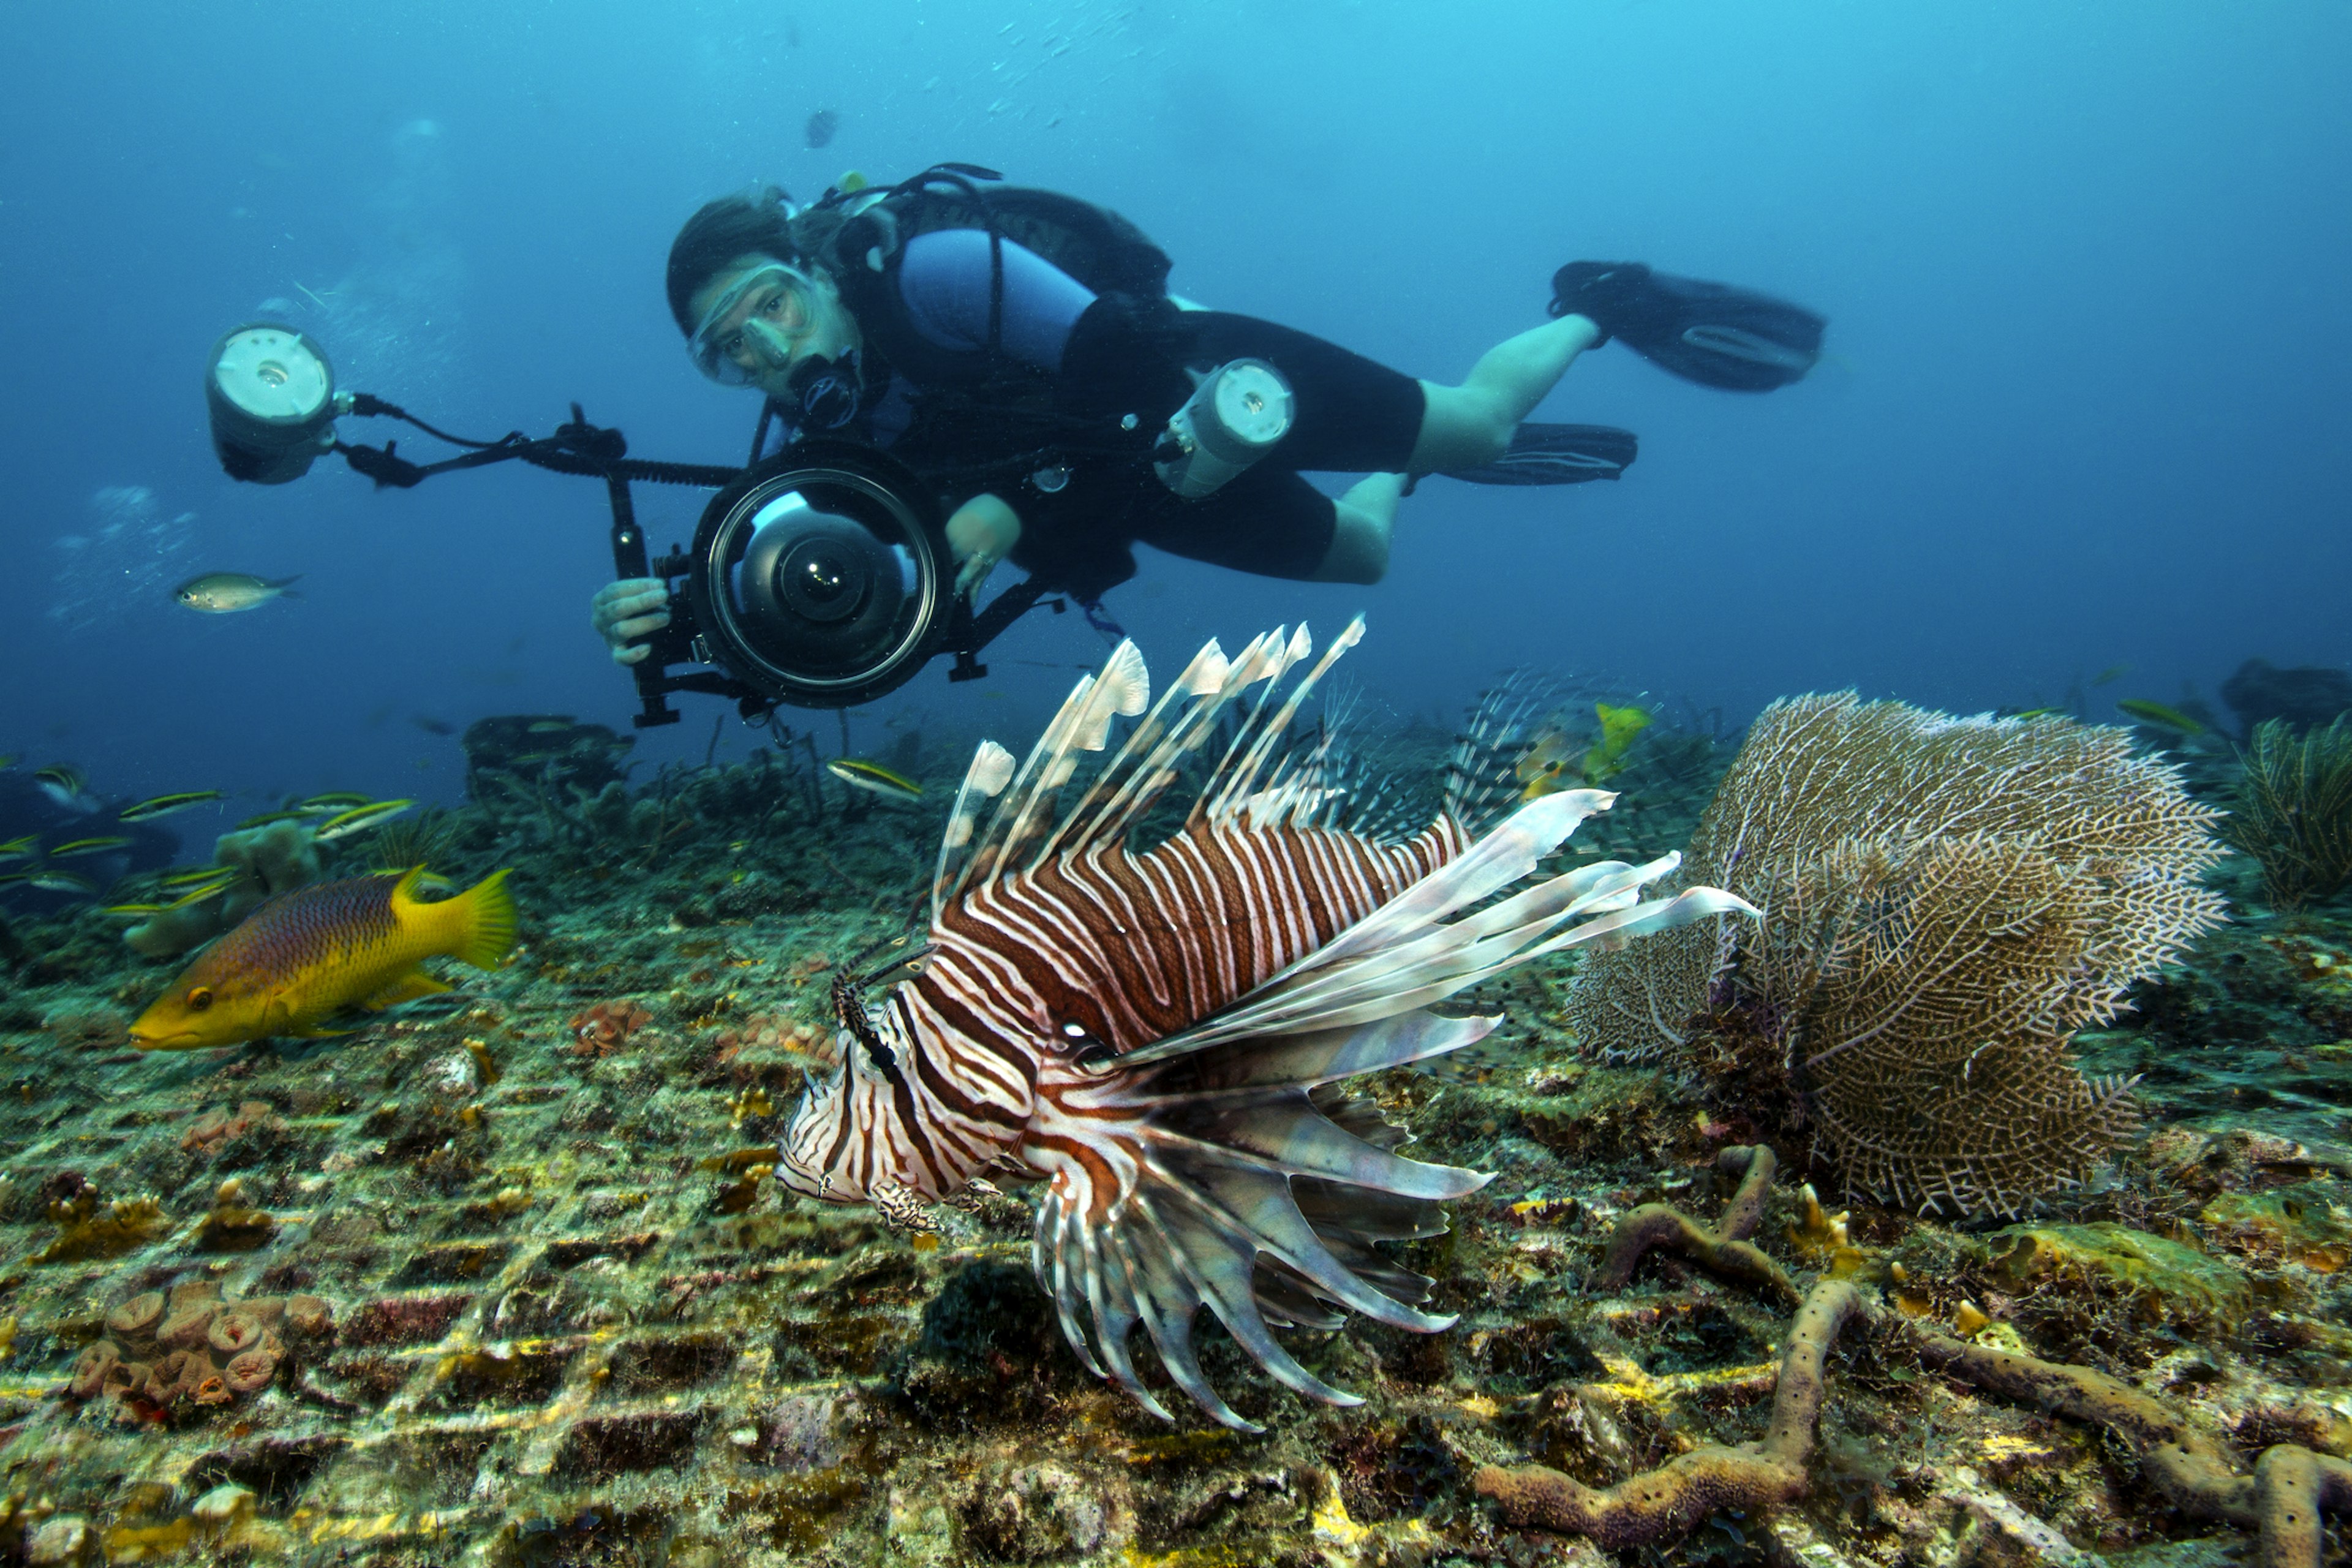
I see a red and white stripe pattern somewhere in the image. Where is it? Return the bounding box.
[774,623,1747,1426]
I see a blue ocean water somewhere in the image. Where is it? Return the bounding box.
[2,1,2348,841]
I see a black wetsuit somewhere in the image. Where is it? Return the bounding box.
[767,230,1426,598]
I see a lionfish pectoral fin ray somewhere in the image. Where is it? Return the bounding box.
[1038,1200,1110,1381]
[1118,1200,1254,1430]
[1150,1183,1363,1408]
[1142,1101,1484,1202]
[1123,1011,1497,1095]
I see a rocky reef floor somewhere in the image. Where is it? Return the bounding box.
[0,773,2343,1568]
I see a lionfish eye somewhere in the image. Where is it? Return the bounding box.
[186,987,214,1012]
[1057,1022,1115,1072]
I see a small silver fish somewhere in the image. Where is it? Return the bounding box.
[34,765,86,807]
[174,573,303,613]
[1,870,97,895]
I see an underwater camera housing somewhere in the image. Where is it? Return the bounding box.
[683,443,951,708]
[201,325,1058,725]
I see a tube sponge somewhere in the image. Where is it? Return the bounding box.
[126,820,322,960]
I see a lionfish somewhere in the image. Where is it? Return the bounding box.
[775,621,1747,1428]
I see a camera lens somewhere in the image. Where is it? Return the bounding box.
[777,537,866,622]
[688,447,948,709]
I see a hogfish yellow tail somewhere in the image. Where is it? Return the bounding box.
[393,867,517,972]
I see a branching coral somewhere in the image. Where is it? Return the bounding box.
[2226,717,2352,910]
[1474,1153,2352,1568]
[1566,693,2227,1215]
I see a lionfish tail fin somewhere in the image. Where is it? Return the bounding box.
[1031,1010,1494,1430]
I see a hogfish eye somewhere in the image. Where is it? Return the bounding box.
[186,987,213,1012]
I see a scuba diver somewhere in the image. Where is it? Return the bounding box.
[592,165,1825,668]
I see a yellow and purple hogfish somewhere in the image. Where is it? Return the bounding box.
[775,620,1749,1428]
[131,866,515,1050]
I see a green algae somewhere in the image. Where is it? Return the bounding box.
[1986,1222,2253,1321]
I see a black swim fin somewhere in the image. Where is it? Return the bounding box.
[1441,422,1638,486]
[1551,262,1825,392]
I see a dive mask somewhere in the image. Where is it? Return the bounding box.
[689,263,820,388]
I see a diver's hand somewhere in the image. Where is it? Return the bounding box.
[590,578,672,666]
[946,492,1023,601]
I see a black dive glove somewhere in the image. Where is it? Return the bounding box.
[1547,261,1662,346]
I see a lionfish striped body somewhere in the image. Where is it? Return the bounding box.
[776,622,1747,1428]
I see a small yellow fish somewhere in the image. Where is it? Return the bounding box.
[102,903,170,916]
[2006,708,2064,721]
[1583,703,1653,785]
[116,790,224,822]
[129,866,516,1050]
[46,836,132,859]
[2116,699,2206,735]
[826,759,925,803]
[314,800,414,840]
[159,865,238,887]
[236,810,311,829]
[525,719,575,734]
[2091,663,2130,687]
[0,835,37,861]
[160,878,240,911]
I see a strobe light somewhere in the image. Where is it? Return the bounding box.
[206,323,345,484]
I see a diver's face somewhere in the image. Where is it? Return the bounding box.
[688,256,853,397]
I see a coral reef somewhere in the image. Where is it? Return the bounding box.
[569,998,655,1058]
[2223,657,2352,738]
[123,818,323,959]
[1567,693,2228,1214]
[66,1281,323,1417]
[0,683,2339,1566]
[2226,717,2352,910]
[1476,1152,2352,1568]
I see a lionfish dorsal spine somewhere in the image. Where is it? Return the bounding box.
[1031,638,1233,867]
[1203,616,1365,827]
[930,739,1019,923]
